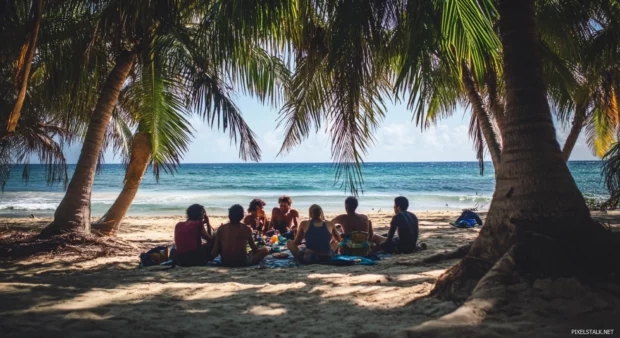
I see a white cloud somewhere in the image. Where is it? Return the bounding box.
[263,130,280,150]
[382,123,417,150]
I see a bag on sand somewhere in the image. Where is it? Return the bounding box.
[139,246,169,267]
[450,210,483,228]
[339,231,371,256]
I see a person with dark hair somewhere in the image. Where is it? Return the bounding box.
[331,197,374,255]
[268,195,299,239]
[287,204,342,264]
[374,196,424,254]
[244,198,268,233]
[174,204,214,266]
[211,204,269,267]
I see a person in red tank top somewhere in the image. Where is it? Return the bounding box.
[174,204,213,266]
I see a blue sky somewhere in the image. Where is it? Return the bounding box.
[63,93,598,164]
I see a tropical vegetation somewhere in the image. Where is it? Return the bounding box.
[1,1,619,328]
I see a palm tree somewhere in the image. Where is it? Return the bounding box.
[1,0,42,140]
[91,44,290,236]
[430,0,616,303]
[277,0,617,306]
[0,0,104,192]
[41,0,296,236]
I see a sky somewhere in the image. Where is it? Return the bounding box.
[62,93,599,164]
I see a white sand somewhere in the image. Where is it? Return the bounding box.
[1,211,619,338]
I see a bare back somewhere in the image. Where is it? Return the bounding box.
[332,213,372,236]
[213,223,254,267]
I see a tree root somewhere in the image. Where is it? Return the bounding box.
[427,219,620,303]
[396,243,472,267]
[429,256,494,302]
[389,226,620,338]
[0,231,143,260]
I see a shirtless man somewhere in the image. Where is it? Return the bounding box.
[331,197,374,255]
[331,196,374,237]
[243,198,269,233]
[211,204,269,267]
[268,195,300,239]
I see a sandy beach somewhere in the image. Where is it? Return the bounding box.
[2,211,620,338]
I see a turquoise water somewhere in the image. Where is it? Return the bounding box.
[0,161,606,217]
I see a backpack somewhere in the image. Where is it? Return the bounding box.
[339,231,371,256]
[139,246,170,267]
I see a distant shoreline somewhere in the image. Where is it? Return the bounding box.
[9,160,603,166]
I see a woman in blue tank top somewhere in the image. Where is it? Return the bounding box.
[287,204,342,264]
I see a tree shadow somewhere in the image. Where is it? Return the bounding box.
[0,254,460,338]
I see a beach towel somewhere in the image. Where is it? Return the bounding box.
[207,252,298,269]
[317,254,377,266]
[207,251,298,269]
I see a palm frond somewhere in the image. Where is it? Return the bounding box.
[131,46,193,180]
[585,98,618,158]
[276,55,329,156]
[188,69,260,162]
[469,111,486,175]
[440,0,500,82]
[602,142,620,207]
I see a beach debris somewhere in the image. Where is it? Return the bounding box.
[0,231,147,260]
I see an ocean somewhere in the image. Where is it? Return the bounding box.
[0,161,607,218]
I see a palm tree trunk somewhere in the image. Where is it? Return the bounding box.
[92,132,151,236]
[562,104,587,161]
[462,62,501,170]
[431,0,603,301]
[2,0,42,140]
[40,51,135,237]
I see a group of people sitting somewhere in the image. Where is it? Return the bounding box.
[172,195,422,267]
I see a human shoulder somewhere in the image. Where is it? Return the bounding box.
[240,223,253,234]
[299,219,310,230]
[391,212,406,224]
[332,214,346,223]
[290,209,300,216]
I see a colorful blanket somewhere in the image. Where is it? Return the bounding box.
[204,250,386,268]
[206,251,298,269]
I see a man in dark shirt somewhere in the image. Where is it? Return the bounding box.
[377,196,420,254]
[174,204,214,266]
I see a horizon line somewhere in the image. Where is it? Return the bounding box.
[24,159,602,165]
